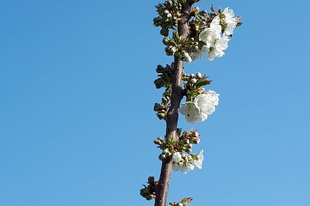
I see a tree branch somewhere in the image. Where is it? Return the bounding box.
[154,2,193,206]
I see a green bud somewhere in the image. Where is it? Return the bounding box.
[148,176,155,184]
[156,65,165,73]
[154,78,165,89]
[160,28,169,36]
[157,112,166,120]
[154,103,163,111]
[163,37,170,45]
[162,96,168,104]
[153,17,162,27]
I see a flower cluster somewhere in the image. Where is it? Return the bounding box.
[163,32,200,63]
[154,129,203,173]
[191,7,240,61]
[153,0,182,36]
[182,72,211,101]
[153,64,173,120]
[172,150,204,173]
[180,90,219,123]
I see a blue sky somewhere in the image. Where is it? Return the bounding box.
[0,0,309,206]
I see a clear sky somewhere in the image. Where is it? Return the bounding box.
[0,0,309,206]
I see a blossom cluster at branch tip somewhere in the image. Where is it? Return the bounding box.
[190,7,240,61]
[180,90,219,123]
[153,0,182,36]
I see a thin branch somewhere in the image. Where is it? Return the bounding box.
[154,1,194,206]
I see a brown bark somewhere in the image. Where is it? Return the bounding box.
[154,1,194,206]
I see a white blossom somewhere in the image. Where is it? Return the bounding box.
[184,51,192,63]
[191,78,197,84]
[172,152,182,163]
[223,7,238,36]
[172,152,195,174]
[180,90,220,123]
[189,9,239,61]
[207,35,230,61]
[172,151,204,173]
[191,16,228,61]
[180,102,201,123]
[199,16,221,48]
[190,45,208,60]
[172,152,194,173]
[191,150,204,169]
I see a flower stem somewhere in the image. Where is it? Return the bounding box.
[154,2,193,206]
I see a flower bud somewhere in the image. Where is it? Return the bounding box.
[157,112,166,120]
[191,78,197,84]
[160,28,169,36]
[153,17,162,27]
[154,78,165,89]
[159,153,166,160]
[171,47,177,53]
[154,103,163,111]
[154,137,164,145]
[191,137,200,144]
[164,10,169,14]
[156,65,165,73]
[196,72,202,78]
[148,176,155,184]
[162,96,168,104]
[193,131,199,137]
[177,203,183,206]
[163,38,170,45]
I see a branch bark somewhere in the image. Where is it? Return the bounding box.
[154,2,193,206]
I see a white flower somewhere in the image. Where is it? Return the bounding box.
[172,151,204,173]
[199,16,221,49]
[191,150,204,169]
[180,102,201,123]
[223,7,237,36]
[192,16,229,61]
[172,152,195,174]
[180,90,220,123]
[195,90,219,115]
[190,45,208,60]
[191,78,197,84]
[172,152,182,163]
[184,51,192,63]
[189,8,239,62]
[208,36,230,61]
